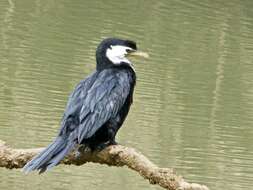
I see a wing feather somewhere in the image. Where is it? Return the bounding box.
[77,70,131,142]
[58,69,131,144]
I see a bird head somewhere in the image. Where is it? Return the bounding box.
[96,38,148,70]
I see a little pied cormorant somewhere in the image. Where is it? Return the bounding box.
[23,38,148,173]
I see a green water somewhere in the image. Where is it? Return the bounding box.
[1,0,253,189]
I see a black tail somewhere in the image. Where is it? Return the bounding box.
[23,136,75,174]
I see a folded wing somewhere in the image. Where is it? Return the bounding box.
[59,69,131,144]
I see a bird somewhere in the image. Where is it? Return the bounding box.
[22,38,148,173]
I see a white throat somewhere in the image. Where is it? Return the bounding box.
[106,45,132,65]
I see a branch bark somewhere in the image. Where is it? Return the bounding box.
[0,140,209,190]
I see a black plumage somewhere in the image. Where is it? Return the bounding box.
[23,38,137,173]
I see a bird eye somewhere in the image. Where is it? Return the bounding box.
[126,49,134,53]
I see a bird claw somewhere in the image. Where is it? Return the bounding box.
[75,144,91,158]
[95,140,118,151]
[109,140,118,145]
[95,143,108,151]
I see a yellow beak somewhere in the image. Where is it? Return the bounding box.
[127,51,149,59]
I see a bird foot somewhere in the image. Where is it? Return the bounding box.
[95,140,118,151]
[95,142,109,151]
[109,140,118,145]
[75,144,91,158]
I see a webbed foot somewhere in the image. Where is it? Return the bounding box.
[95,140,118,151]
[75,144,91,158]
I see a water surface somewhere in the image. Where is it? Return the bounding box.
[0,0,253,190]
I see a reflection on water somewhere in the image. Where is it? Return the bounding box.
[1,0,253,190]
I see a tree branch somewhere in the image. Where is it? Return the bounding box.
[0,140,208,190]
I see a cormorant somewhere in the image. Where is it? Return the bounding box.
[23,38,148,173]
